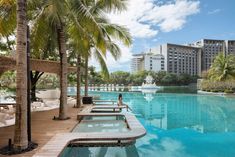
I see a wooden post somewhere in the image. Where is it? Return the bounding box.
[27,25,31,142]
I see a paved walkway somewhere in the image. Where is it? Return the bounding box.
[0,106,79,157]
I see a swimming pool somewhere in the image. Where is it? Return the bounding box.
[60,89,235,157]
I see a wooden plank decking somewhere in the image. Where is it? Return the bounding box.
[0,104,146,157]
[0,106,79,157]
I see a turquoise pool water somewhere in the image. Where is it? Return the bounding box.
[73,116,129,133]
[65,89,235,157]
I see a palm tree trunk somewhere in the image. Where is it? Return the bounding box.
[76,54,81,108]
[57,25,68,120]
[84,56,89,96]
[14,0,28,150]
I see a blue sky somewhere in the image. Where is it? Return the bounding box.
[90,0,235,72]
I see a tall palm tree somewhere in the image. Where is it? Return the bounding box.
[33,0,110,115]
[14,0,28,150]
[208,53,235,81]
[75,0,132,97]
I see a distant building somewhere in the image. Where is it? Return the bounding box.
[131,39,235,75]
[193,39,235,71]
[159,43,202,76]
[131,51,164,73]
[131,53,144,73]
[226,40,235,55]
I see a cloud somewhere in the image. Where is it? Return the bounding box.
[139,0,200,32]
[137,137,195,157]
[108,0,159,38]
[91,0,200,71]
[208,9,221,15]
[108,0,200,35]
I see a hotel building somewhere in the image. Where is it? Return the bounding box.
[159,44,202,76]
[226,40,235,55]
[131,39,235,76]
[193,39,235,71]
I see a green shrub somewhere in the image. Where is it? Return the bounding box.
[224,89,234,93]
[199,80,235,93]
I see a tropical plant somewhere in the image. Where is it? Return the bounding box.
[0,71,16,88]
[199,80,235,93]
[109,71,131,85]
[67,0,132,99]
[208,53,235,81]
[162,73,178,85]
[31,0,106,119]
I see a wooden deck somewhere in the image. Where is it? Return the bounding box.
[0,104,146,157]
[0,106,79,157]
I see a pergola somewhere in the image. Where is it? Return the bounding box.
[0,56,80,76]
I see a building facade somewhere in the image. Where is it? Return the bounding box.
[131,54,144,73]
[131,39,235,75]
[131,52,164,73]
[226,40,235,55]
[159,44,202,76]
[193,39,235,71]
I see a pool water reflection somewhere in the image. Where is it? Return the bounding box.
[63,89,235,157]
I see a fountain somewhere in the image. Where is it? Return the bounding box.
[141,74,158,89]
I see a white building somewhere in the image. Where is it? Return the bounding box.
[131,53,144,73]
[131,50,164,73]
[143,53,164,72]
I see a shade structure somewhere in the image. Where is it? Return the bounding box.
[0,56,81,76]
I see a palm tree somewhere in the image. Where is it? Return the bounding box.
[14,0,28,150]
[74,0,132,97]
[208,53,235,81]
[33,0,109,115]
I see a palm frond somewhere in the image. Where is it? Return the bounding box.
[105,40,121,60]
[100,23,132,46]
[0,0,16,37]
[93,48,109,78]
[96,0,127,12]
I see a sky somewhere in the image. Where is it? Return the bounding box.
[90,0,235,72]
